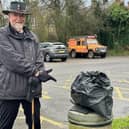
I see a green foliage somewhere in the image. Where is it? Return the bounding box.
[65,0,85,37]
[112,117,129,129]
[28,0,108,43]
[109,4,129,23]
[29,1,48,41]
[65,0,104,42]
[108,48,129,56]
[27,0,129,51]
[69,117,129,129]
[102,3,129,48]
[0,17,6,27]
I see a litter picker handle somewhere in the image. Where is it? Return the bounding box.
[32,99,35,129]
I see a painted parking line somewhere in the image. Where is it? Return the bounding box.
[16,77,129,128]
[63,75,74,88]
[42,91,51,100]
[51,75,74,90]
[40,116,64,127]
[114,87,124,99]
[19,106,65,128]
[54,85,70,90]
[54,82,129,102]
[114,97,129,102]
[43,95,51,99]
[17,116,65,128]
[114,86,129,102]
[39,78,129,127]
[113,79,129,84]
[119,80,129,84]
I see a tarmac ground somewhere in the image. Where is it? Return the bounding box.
[13,57,129,129]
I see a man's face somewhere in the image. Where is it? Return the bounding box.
[8,12,26,33]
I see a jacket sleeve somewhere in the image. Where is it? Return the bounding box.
[31,31,45,72]
[35,43,45,71]
[0,34,37,77]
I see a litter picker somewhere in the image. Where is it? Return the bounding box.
[32,99,35,129]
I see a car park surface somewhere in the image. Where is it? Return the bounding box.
[14,56,129,129]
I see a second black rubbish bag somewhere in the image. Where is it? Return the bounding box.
[71,71,113,119]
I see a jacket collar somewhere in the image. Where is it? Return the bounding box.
[7,23,34,40]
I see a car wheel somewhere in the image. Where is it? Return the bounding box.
[61,58,67,62]
[71,50,76,58]
[45,54,51,62]
[88,51,94,59]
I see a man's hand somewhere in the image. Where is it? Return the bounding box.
[28,76,40,87]
[38,69,57,82]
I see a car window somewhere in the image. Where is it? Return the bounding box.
[87,39,98,44]
[40,42,66,49]
[40,44,47,48]
[77,41,81,46]
[52,43,66,48]
[40,43,51,48]
[82,41,87,45]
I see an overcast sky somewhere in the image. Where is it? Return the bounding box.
[1,0,24,9]
[124,0,129,6]
[85,0,129,7]
[1,0,10,9]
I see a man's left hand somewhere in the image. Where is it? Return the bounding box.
[28,76,40,87]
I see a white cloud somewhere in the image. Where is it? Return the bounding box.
[124,0,129,7]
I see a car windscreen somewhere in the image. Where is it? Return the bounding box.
[87,39,98,44]
[52,44,66,49]
[40,43,51,48]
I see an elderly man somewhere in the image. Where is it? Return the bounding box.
[0,1,56,129]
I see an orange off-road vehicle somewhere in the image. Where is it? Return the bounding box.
[67,35,107,58]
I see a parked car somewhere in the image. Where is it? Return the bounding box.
[39,42,68,62]
[67,35,107,58]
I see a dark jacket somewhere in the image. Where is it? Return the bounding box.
[0,25,44,100]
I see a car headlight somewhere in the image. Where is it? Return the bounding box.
[95,48,101,51]
[49,48,55,52]
[95,47,107,52]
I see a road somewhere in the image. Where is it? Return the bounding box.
[13,56,129,129]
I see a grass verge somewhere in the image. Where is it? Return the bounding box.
[108,49,129,56]
[112,117,129,129]
[68,117,129,129]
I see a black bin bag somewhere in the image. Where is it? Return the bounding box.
[71,71,113,119]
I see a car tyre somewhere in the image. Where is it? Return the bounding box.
[88,51,94,59]
[71,50,76,58]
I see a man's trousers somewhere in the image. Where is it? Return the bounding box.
[0,98,41,129]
